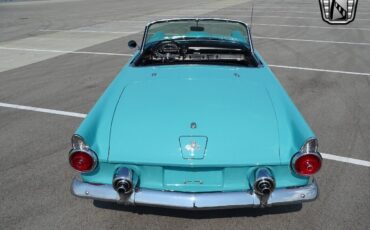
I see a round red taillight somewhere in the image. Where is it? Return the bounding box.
[294,153,322,176]
[69,151,96,172]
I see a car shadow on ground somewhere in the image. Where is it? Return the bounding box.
[93,200,302,218]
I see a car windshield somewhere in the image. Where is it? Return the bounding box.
[144,19,251,48]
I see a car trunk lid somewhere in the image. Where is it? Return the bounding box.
[108,72,280,166]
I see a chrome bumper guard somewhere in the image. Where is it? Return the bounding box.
[71,178,318,209]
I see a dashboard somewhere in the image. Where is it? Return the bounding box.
[133,40,258,67]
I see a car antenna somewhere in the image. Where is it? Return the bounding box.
[250,0,255,34]
[249,0,257,57]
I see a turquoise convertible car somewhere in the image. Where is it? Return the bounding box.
[69,18,322,209]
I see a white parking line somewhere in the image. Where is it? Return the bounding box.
[183,9,370,15]
[151,14,370,21]
[39,29,370,45]
[260,10,370,15]
[245,6,331,10]
[0,102,369,168]
[40,24,370,34]
[200,7,319,10]
[254,36,370,46]
[40,29,140,34]
[254,23,370,31]
[0,102,86,118]
[269,65,370,77]
[0,46,131,57]
[321,153,370,167]
[1,46,370,77]
[0,27,127,72]
[238,6,370,11]
[251,15,370,21]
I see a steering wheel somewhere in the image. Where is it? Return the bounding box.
[152,40,181,58]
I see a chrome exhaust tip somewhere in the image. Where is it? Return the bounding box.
[253,167,275,207]
[113,167,133,196]
[114,179,133,195]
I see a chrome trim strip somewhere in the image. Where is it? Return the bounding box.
[300,137,319,153]
[71,179,121,202]
[71,178,318,209]
[71,134,89,150]
[134,189,257,209]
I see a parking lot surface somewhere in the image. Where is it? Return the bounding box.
[0,0,369,229]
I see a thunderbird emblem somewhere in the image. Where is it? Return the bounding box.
[318,0,358,24]
[185,141,200,154]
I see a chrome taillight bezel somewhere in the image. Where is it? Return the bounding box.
[69,134,98,173]
[291,138,322,176]
[71,134,89,150]
[291,152,322,176]
[300,138,319,153]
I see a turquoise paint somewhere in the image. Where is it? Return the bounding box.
[81,163,308,192]
[163,167,223,191]
[254,52,315,163]
[76,50,315,192]
[108,68,280,166]
[179,136,208,159]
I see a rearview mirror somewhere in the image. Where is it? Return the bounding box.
[190,26,204,32]
[128,40,137,49]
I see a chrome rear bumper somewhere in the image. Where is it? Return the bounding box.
[71,177,318,209]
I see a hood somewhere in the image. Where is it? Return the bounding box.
[108,71,280,166]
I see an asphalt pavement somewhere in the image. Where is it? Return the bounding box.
[0,0,369,229]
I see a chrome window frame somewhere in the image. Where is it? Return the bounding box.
[139,18,257,58]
